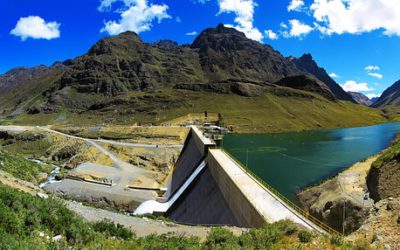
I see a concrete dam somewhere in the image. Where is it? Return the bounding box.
[135,126,333,234]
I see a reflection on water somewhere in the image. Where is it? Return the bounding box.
[223,123,400,202]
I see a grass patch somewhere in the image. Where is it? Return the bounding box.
[0,149,52,184]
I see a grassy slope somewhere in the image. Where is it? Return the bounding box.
[1,86,387,134]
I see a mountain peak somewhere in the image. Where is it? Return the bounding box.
[191,24,246,49]
[88,31,143,56]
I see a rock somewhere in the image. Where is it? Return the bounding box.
[52,235,62,241]
[37,172,48,182]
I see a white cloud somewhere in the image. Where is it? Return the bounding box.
[368,72,383,79]
[217,0,263,41]
[310,0,400,36]
[364,65,383,79]
[265,29,278,40]
[282,19,313,38]
[288,0,305,12]
[329,72,340,78]
[366,93,381,99]
[365,65,380,71]
[340,80,374,92]
[100,0,171,35]
[10,16,60,41]
[186,31,198,36]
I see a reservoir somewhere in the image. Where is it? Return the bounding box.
[223,122,400,202]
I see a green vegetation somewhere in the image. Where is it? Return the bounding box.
[1,86,387,134]
[298,230,313,243]
[0,149,52,183]
[371,135,400,169]
[0,183,382,249]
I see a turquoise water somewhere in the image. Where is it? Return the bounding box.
[223,123,400,202]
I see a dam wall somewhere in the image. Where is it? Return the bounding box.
[137,126,330,234]
[168,126,215,196]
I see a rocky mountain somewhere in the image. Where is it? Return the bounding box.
[347,92,372,106]
[290,54,355,102]
[372,80,400,107]
[0,24,362,120]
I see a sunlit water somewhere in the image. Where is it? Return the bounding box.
[223,123,400,202]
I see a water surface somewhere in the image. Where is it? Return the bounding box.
[223,123,400,202]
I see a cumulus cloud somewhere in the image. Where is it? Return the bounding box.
[288,0,305,12]
[310,0,400,36]
[282,19,313,38]
[340,80,374,92]
[217,0,263,41]
[364,65,383,79]
[265,29,278,40]
[329,72,340,78]
[186,31,198,36]
[10,16,60,41]
[100,0,171,35]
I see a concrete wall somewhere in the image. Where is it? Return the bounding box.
[206,152,265,227]
[167,167,240,226]
[169,127,213,195]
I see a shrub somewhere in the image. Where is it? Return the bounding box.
[93,220,134,240]
[277,220,298,236]
[330,234,344,246]
[205,227,238,249]
[298,230,312,243]
[239,223,284,249]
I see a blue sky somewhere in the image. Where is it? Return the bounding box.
[1,0,400,98]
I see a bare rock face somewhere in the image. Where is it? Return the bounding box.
[367,159,400,202]
[297,178,369,235]
[275,75,336,101]
[290,54,354,102]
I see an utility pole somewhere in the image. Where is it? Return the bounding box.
[246,149,249,167]
[342,200,346,235]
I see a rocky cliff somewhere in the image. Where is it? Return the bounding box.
[290,54,354,102]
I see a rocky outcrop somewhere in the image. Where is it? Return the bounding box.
[297,157,377,235]
[175,80,265,97]
[367,159,400,202]
[275,75,336,101]
[348,197,400,249]
[290,54,354,102]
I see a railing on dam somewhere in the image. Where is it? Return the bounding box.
[220,148,343,237]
